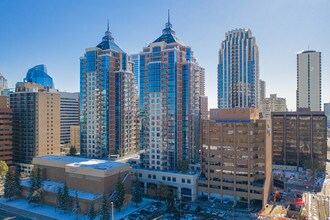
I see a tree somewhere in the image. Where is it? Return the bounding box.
[113,174,125,212]
[177,161,189,173]
[13,170,22,198]
[0,160,8,177]
[73,191,82,219]
[158,182,169,202]
[100,194,110,220]
[68,146,77,156]
[28,168,43,205]
[4,170,14,200]
[4,169,21,201]
[56,186,64,210]
[132,175,142,206]
[62,182,72,211]
[87,203,97,220]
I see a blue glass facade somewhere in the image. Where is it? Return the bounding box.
[23,64,55,88]
[139,18,203,171]
[80,26,138,158]
[218,29,259,109]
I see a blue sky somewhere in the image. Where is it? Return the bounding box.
[0,0,329,110]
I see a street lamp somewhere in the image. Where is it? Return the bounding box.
[111,202,114,220]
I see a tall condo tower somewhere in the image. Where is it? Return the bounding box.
[218,29,259,109]
[140,12,204,171]
[296,50,321,111]
[80,23,138,158]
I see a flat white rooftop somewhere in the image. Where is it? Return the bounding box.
[35,155,125,170]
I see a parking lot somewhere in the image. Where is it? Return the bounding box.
[157,197,258,220]
[120,201,165,220]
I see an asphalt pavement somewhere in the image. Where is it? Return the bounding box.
[0,208,32,220]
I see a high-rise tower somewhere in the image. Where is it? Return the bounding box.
[80,23,138,158]
[296,50,321,111]
[139,12,204,171]
[218,29,259,109]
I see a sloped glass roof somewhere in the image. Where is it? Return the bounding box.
[96,22,123,52]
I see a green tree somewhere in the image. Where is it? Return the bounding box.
[72,191,82,219]
[87,203,97,220]
[4,170,14,200]
[68,146,77,156]
[113,174,125,211]
[158,182,169,202]
[62,182,72,211]
[0,160,8,177]
[28,168,43,204]
[100,194,110,220]
[56,186,63,210]
[132,175,142,206]
[177,161,189,173]
[13,170,21,198]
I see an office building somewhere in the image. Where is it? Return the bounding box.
[139,13,203,171]
[70,125,80,152]
[80,23,138,158]
[0,96,12,165]
[198,108,272,207]
[218,29,259,109]
[259,94,287,119]
[131,53,140,98]
[200,96,209,120]
[21,64,55,89]
[324,103,330,128]
[259,79,266,103]
[10,82,60,167]
[59,92,79,145]
[0,73,8,91]
[296,50,321,111]
[272,109,327,170]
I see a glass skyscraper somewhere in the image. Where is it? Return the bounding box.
[23,64,55,89]
[80,24,138,158]
[140,14,204,171]
[218,29,259,109]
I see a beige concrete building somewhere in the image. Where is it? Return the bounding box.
[200,96,209,120]
[259,94,287,119]
[0,96,12,165]
[10,83,61,168]
[70,125,80,152]
[20,156,131,212]
[199,108,272,208]
[272,108,327,170]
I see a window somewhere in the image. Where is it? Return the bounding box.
[182,179,186,183]
[172,177,176,182]
[148,174,151,179]
[153,175,156,179]
[162,176,166,181]
[187,179,191,184]
[139,173,142,178]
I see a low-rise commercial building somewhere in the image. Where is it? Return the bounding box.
[198,108,272,207]
[21,155,131,212]
[132,168,199,202]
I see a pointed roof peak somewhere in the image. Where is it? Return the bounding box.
[163,9,175,35]
[96,20,123,52]
[103,20,114,42]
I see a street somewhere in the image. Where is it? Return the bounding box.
[0,208,32,220]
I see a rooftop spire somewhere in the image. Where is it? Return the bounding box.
[163,9,175,35]
[103,20,114,42]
